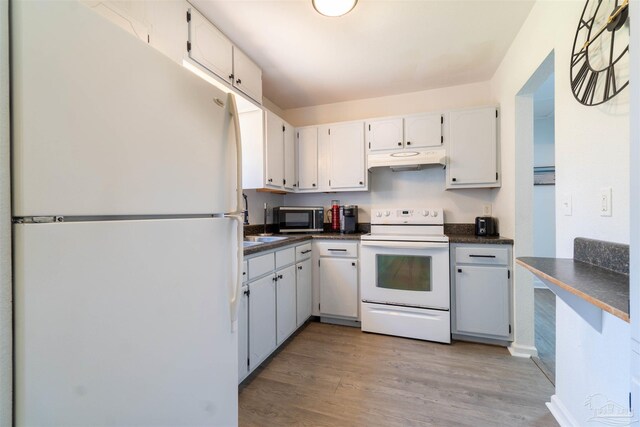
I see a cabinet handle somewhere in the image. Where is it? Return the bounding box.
[407,141,411,145]
[236,78,242,84]
[301,250,312,254]
[469,255,496,258]
[298,265,303,270]
[278,274,283,279]
[328,249,347,252]
[397,142,402,146]
[457,268,462,273]
[283,179,286,185]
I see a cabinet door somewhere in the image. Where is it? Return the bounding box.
[296,258,312,327]
[320,258,358,318]
[147,1,188,65]
[83,0,150,44]
[283,122,296,191]
[233,46,262,104]
[367,118,403,151]
[238,285,249,383]
[276,265,297,345]
[329,122,366,189]
[404,113,442,149]
[297,127,318,190]
[187,7,233,83]
[265,110,284,189]
[455,265,509,337]
[249,275,276,371]
[448,107,498,186]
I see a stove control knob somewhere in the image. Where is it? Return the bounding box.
[421,210,429,216]
[431,211,439,217]
[375,211,382,218]
[384,210,391,217]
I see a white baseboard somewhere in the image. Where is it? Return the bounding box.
[508,342,538,358]
[547,394,579,427]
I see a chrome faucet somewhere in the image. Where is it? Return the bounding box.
[242,193,249,225]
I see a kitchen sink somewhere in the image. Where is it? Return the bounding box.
[245,235,289,243]
[243,241,264,247]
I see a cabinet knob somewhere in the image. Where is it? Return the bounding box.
[293,183,297,187]
[352,262,356,267]
[243,289,250,296]
[407,141,411,145]
[359,181,364,185]
[312,183,316,187]
[457,268,462,273]
[278,274,283,279]
[298,265,303,270]
[397,142,402,146]
[452,178,457,182]
[228,73,234,80]
[236,79,242,84]
[268,178,273,183]
[283,179,286,185]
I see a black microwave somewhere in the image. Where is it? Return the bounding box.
[274,206,324,233]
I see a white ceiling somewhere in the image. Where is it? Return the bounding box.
[191,0,536,110]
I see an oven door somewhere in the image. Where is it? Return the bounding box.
[361,240,450,310]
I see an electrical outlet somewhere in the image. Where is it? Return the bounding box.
[600,187,612,217]
[482,204,492,216]
[562,194,572,216]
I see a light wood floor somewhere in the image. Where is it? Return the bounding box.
[239,322,557,427]
[533,288,556,384]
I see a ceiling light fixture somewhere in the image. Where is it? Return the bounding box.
[312,0,357,17]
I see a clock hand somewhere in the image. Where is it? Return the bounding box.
[583,0,629,49]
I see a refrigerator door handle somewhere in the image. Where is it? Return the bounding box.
[225,92,244,333]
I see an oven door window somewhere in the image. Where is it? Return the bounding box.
[376,254,431,292]
[282,211,311,228]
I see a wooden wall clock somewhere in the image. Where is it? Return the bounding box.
[571,0,630,106]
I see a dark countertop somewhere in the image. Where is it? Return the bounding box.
[517,257,629,323]
[447,234,514,245]
[243,232,366,256]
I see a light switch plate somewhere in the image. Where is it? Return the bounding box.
[482,204,492,216]
[600,187,612,216]
[562,194,572,216]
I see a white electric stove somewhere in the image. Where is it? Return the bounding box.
[361,208,451,343]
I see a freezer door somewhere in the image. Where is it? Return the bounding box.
[14,218,238,426]
[12,1,239,216]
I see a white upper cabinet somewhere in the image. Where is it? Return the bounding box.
[446,106,499,188]
[82,0,151,44]
[297,127,319,191]
[367,113,442,152]
[187,7,233,83]
[283,124,296,191]
[367,118,403,151]
[328,122,366,190]
[232,47,263,104]
[146,1,189,65]
[404,113,443,149]
[265,110,285,189]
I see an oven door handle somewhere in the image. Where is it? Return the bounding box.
[360,241,449,250]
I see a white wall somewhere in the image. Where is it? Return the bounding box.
[533,115,555,259]
[0,0,11,423]
[284,168,493,224]
[242,189,284,225]
[281,80,496,226]
[490,0,630,423]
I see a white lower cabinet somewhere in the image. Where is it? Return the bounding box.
[276,265,297,345]
[317,241,359,319]
[296,258,312,327]
[248,273,277,371]
[240,243,314,383]
[451,244,512,341]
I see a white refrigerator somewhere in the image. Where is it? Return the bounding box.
[12,1,243,425]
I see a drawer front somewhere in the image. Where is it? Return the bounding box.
[276,247,296,269]
[455,247,509,265]
[248,253,275,280]
[295,243,312,261]
[317,241,358,258]
[242,260,248,283]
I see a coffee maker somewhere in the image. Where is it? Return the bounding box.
[339,205,358,234]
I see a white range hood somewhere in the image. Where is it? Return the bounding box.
[368,149,446,171]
